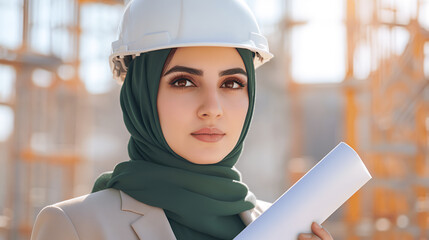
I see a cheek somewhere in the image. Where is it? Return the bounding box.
[224,93,249,121]
[222,92,249,137]
[157,91,195,138]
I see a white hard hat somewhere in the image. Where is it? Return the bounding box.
[110,0,274,82]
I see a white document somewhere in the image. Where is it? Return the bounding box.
[234,142,372,240]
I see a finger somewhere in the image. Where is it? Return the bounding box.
[311,222,333,240]
[297,233,321,240]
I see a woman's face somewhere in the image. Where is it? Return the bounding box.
[157,47,249,165]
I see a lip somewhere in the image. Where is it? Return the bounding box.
[191,128,225,143]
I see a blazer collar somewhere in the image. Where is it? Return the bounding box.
[119,190,263,239]
[120,191,177,240]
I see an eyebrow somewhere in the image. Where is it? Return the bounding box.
[219,68,247,77]
[164,66,203,76]
[163,65,247,77]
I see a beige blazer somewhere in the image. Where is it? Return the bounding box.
[31,188,271,240]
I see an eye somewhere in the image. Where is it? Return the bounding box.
[221,79,246,89]
[170,77,195,88]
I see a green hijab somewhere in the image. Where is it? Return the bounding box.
[92,48,256,239]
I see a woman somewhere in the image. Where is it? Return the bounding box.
[31,1,333,239]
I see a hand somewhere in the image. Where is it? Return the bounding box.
[297,222,333,240]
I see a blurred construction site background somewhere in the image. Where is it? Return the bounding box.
[1,0,429,239]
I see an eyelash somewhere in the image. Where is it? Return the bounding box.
[169,74,196,88]
[168,74,247,89]
[221,78,246,89]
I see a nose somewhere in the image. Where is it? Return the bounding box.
[197,90,223,119]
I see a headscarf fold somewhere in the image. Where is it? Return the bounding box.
[92,48,256,240]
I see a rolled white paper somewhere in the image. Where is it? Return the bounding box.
[235,142,372,240]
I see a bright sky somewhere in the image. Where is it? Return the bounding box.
[247,0,346,83]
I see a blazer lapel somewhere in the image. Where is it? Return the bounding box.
[120,191,176,240]
[119,191,270,239]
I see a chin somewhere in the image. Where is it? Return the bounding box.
[174,144,231,165]
[184,152,227,165]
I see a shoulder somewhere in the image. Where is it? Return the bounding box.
[51,188,121,215]
[31,189,122,240]
[31,204,80,240]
